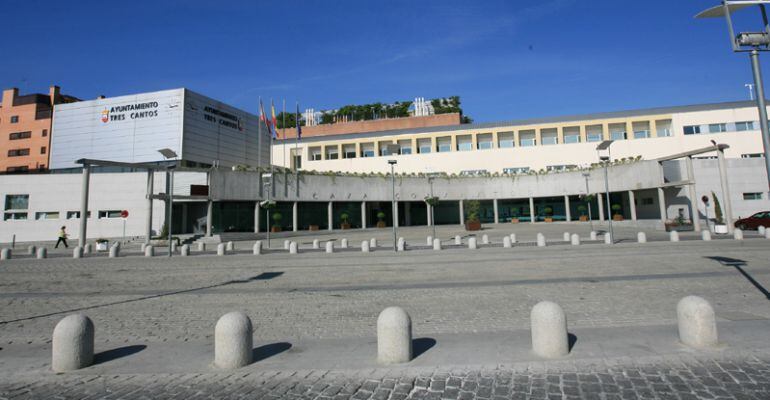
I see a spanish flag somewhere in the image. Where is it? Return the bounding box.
[271,100,278,139]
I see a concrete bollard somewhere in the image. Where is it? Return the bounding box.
[283,240,290,250]
[670,230,680,242]
[701,230,712,241]
[214,311,253,369]
[677,296,718,348]
[0,248,10,260]
[570,234,580,246]
[141,243,147,252]
[482,234,489,244]
[361,240,370,253]
[590,231,597,240]
[341,238,348,249]
[217,243,226,256]
[27,245,37,255]
[73,246,83,259]
[370,238,377,248]
[171,242,177,253]
[530,301,569,358]
[289,242,298,254]
[734,228,743,240]
[108,246,119,258]
[468,237,477,249]
[253,241,262,255]
[226,241,234,251]
[503,236,512,248]
[52,314,94,372]
[563,232,570,242]
[426,236,433,246]
[325,241,334,253]
[454,235,462,245]
[765,228,770,239]
[759,225,766,236]
[312,239,320,249]
[433,238,442,250]
[37,247,47,259]
[83,243,92,254]
[510,233,517,243]
[180,244,190,256]
[198,242,206,252]
[604,234,612,245]
[537,233,546,247]
[397,237,406,252]
[144,245,154,257]
[637,232,647,243]
[377,307,412,365]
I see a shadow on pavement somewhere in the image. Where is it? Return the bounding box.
[253,342,292,363]
[705,256,770,300]
[413,337,437,359]
[93,345,147,365]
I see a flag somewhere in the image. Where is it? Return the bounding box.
[259,99,270,138]
[295,103,302,140]
[271,100,278,139]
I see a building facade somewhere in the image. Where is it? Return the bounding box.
[0,86,78,172]
[272,101,769,174]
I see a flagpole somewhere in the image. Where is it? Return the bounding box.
[269,99,273,179]
[258,96,262,172]
[282,99,286,170]
[295,102,299,174]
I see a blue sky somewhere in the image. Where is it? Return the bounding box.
[1,0,768,122]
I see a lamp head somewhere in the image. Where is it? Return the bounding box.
[388,160,397,165]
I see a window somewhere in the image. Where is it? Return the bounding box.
[41,146,46,155]
[456,135,472,151]
[9,131,31,140]
[609,123,626,140]
[309,147,322,161]
[633,130,650,139]
[293,154,302,169]
[742,153,765,158]
[98,210,124,219]
[546,165,576,172]
[477,133,493,150]
[36,212,60,220]
[683,125,701,135]
[66,211,91,219]
[586,125,604,142]
[708,123,727,133]
[503,167,530,174]
[436,136,451,152]
[397,140,412,155]
[42,129,48,137]
[342,144,356,159]
[379,141,396,156]
[325,146,338,160]
[10,116,19,123]
[642,198,654,205]
[3,212,27,221]
[5,194,29,210]
[360,143,375,157]
[459,169,488,176]
[6,166,29,172]
[417,138,432,154]
[656,119,673,137]
[563,126,580,144]
[743,192,763,200]
[497,131,514,148]
[8,149,30,157]
[541,128,558,145]
[736,121,755,131]
[519,130,536,147]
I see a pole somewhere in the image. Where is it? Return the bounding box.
[429,178,436,239]
[78,164,90,248]
[584,175,593,232]
[603,156,613,244]
[391,163,397,252]
[145,170,154,244]
[749,49,770,193]
[283,99,286,169]
[167,168,174,257]
[122,218,126,244]
[265,184,271,249]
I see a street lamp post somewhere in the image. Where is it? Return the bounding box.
[697,1,770,193]
[262,173,272,249]
[596,141,614,244]
[582,172,594,232]
[388,160,398,251]
[428,177,436,239]
[158,148,178,257]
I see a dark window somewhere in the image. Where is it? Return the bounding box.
[683,125,701,135]
[42,129,48,137]
[8,149,30,157]
[40,146,46,154]
[6,166,29,172]
[10,116,19,123]
[743,192,762,200]
[4,194,29,210]
[9,131,31,140]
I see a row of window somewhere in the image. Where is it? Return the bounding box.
[3,210,125,221]
[7,147,46,157]
[308,120,675,160]
[8,129,47,140]
[683,121,755,135]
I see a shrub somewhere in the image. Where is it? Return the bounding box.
[340,213,349,223]
[466,200,481,222]
[712,191,724,224]
[577,204,587,215]
[543,206,554,216]
[377,211,386,221]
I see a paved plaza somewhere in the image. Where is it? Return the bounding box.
[1,224,769,398]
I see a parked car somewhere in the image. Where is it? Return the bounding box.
[734,211,770,230]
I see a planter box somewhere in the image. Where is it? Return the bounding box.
[271,226,282,233]
[613,215,624,221]
[714,224,728,234]
[465,220,482,231]
[377,221,387,228]
[579,215,589,222]
[544,217,553,223]
[341,223,351,230]
[665,223,694,232]
[510,218,520,224]
[96,242,109,251]
[309,225,319,231]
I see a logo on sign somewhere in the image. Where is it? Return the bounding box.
[101,109,110,123]
[98,101,159,124]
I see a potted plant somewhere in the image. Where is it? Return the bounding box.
[543,206,554,223]
[95,238,109,251]
[577,204,588,222]
[376,211,387,228]
[665,215,694,232]
[340,212,351,230]
[271,212,283,233]
[309,224,319,231]
[465,200,482,231]
[712,191,728,234]
[510,208,520,224]
[611,204,624,221]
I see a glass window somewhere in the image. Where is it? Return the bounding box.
[436,137,451,153]
[656,119,672,137]
[397,140,412,155]
[477,133,493,150]
[456,135,472,151]
[541,128,558,145]
[497,131,514,148]
[36,212,60,220]
[743,192,762,200]
[325,146,338,160]
[503,167,530,174]
[379,141,397,156]
[360,143,375,157]
[609,123,626,140]
[309,147,322,161]
[9,131,31,140]
[41,146,47,155]
[8,148,30,157]
[708,123,727,133]
[519,130,536,147]
[10,116,19,123]
[4,194,29,210]
[633,130,650,139]
[417,138,432,154]
[742,153,764,158]
[736,121,755,131]
[4,212,27,221]
[42,129,48,137]
[98,210,123,219]
[342,144,356,158]
[563,126,580,144]
[66,211,91,219]
[683,125,701,135]
[586,125,603,142]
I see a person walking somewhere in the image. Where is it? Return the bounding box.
[55,226,68,248]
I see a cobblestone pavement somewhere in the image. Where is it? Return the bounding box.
[1,354,769,399]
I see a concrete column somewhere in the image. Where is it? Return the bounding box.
[427,204,433,226]
[459,200,465,225]
[493,199,499,224]
[628,190,637,221]
[181,203,188,234]
[529,197,535,224]
[206,200,213,236]
[78,165,91,248]
[361,201,367,229]
[597,193,605,221]
[328,201,333,231]
[685,156,702,232]
[394,201,399,228]
[145,170,154,244]
[292,202,298,232]
[254,202,260,233]
[404,202,411,226]
[657,187,667,223]
[716,148,735,233]
[564,195,571,222]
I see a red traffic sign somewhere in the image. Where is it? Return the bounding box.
[120,210,129,218]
